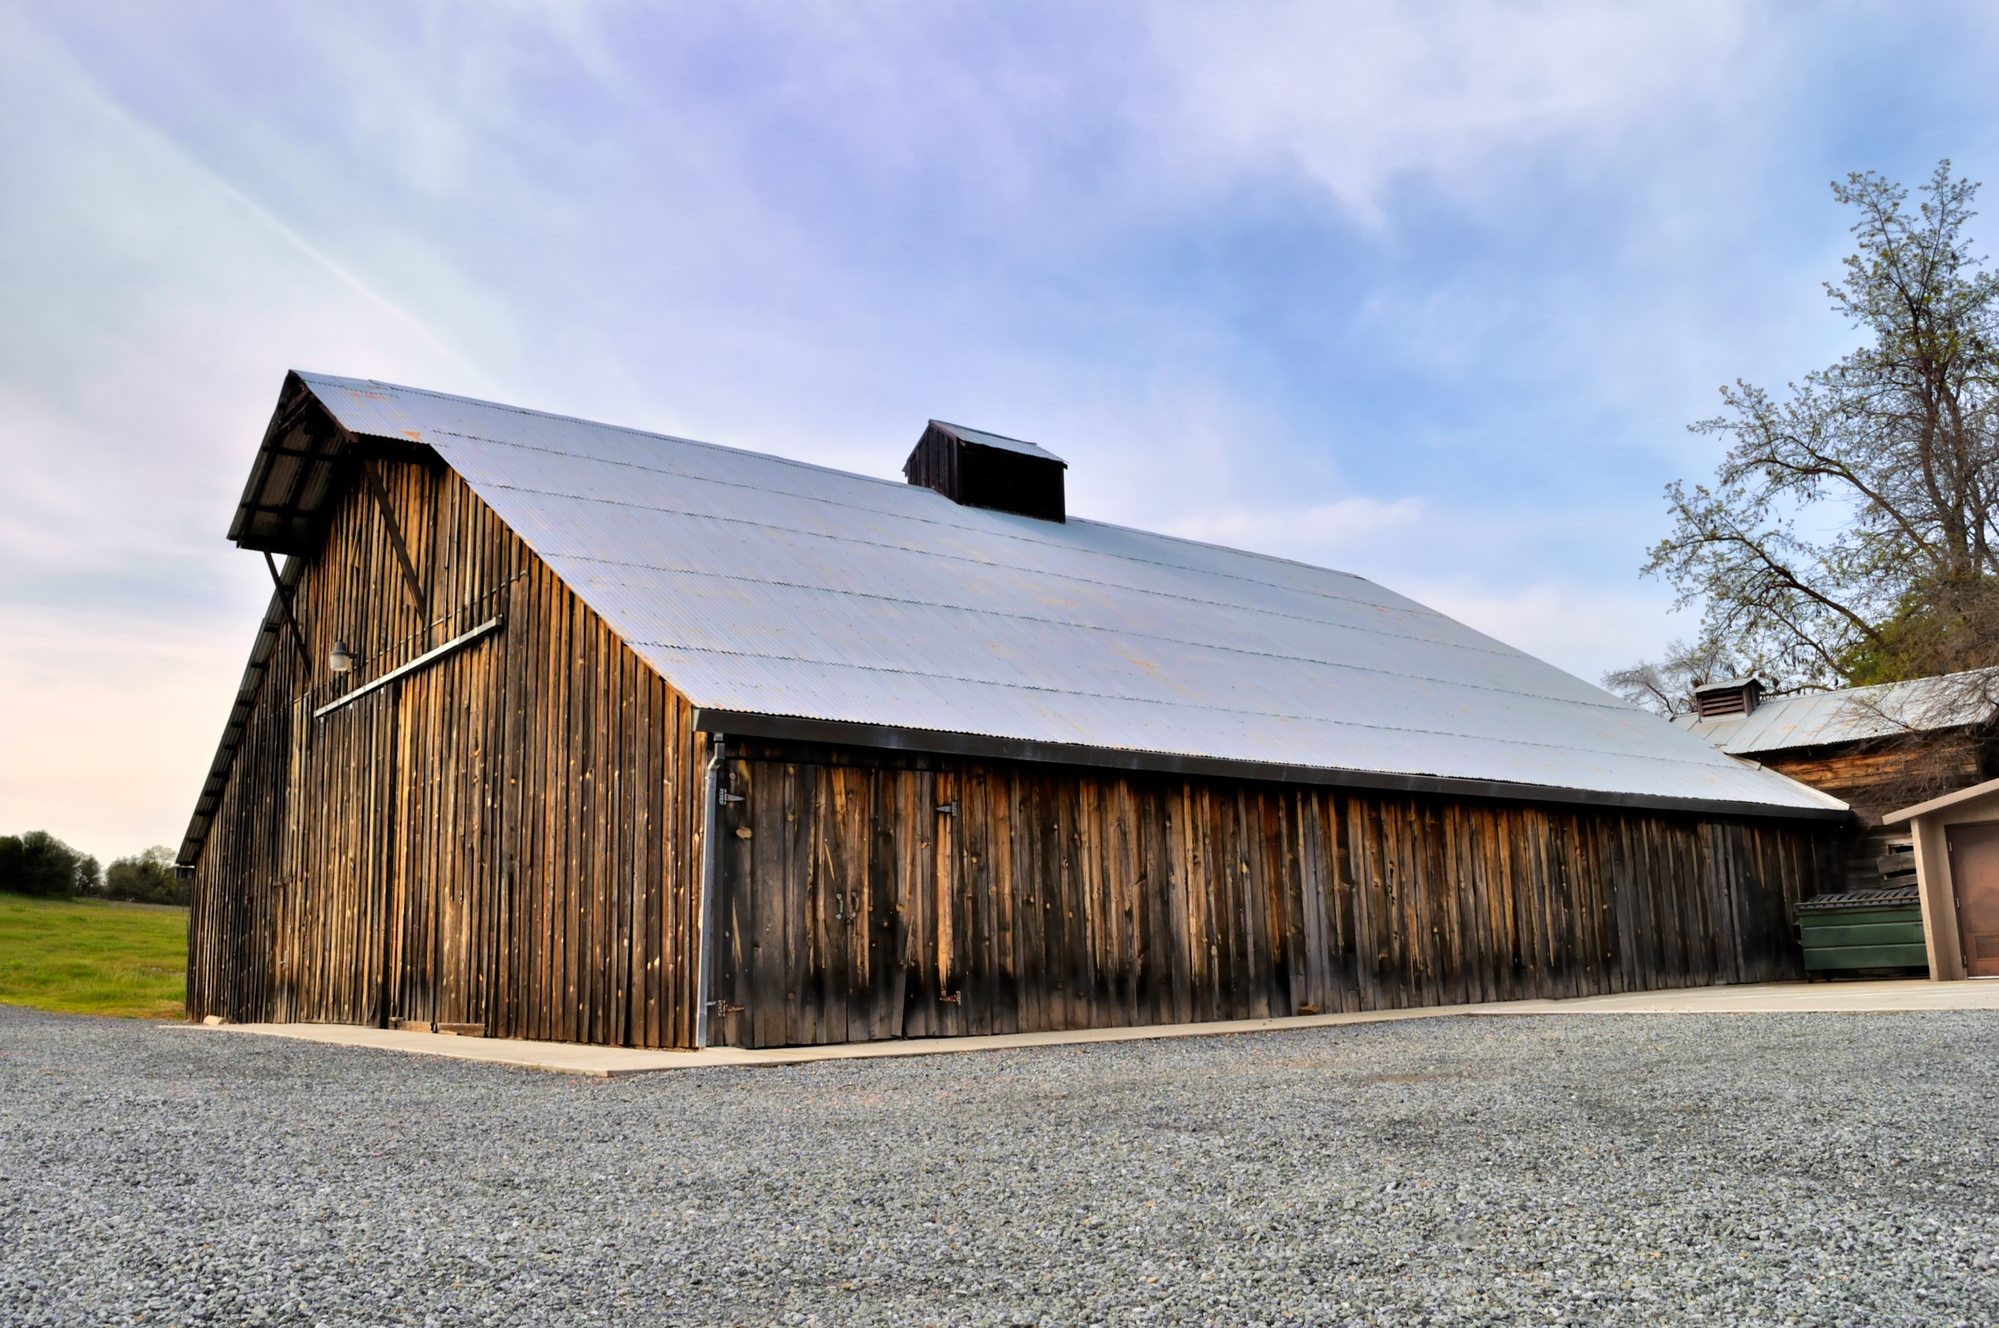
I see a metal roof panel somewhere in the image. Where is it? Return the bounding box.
[1671,672,1998,754]
[294,372,1842,814]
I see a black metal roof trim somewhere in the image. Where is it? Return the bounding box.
[687,708,1853,824]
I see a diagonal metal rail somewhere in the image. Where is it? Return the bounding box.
[313,616,504,719]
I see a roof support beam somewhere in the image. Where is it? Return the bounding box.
[263,551,309,669]
[362,458,428,616]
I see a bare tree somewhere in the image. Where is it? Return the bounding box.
[1601,638,1744,715]
[1645,162,1999,691]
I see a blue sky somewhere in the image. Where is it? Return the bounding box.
[6,0,1999,858]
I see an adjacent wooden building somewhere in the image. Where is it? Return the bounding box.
[1674,674,1999,827]
[1675,673,1999,900]
[180,373,1849,1048]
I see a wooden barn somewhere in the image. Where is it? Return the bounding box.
[179,372,1849,1049]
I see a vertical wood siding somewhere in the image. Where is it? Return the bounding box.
[708,748,1841,1049]
[186,459,706,1046]
[187,459,1841,1051]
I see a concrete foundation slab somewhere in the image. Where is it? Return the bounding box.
[166,978,1999,1076]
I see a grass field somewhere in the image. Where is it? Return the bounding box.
[0,892,187,1019]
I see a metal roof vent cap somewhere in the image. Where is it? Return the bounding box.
[1691,677,1764,718]
[903,420,1066,522]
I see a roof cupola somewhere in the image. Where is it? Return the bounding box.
[1691,677,1764,718]
[903,420,1066,522]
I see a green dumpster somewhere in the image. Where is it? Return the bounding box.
[1794,884,1928,974]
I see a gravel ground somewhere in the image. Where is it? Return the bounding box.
[1,1005,1994,1327]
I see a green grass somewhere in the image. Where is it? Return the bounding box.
[0,892,187,1019]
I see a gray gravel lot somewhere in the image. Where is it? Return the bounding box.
[1,1005,1994,1327]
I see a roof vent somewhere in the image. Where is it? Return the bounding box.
[1691,677,1763,718]
[904,420,1066,522]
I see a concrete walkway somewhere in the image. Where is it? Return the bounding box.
[1465,977,1999,1016]
[169,978,1999,1077]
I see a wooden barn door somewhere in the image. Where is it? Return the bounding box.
[716,759,935,1048]
[292,684,404,1030]
[384,639,506,1033]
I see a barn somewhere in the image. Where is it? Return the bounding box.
[179,371,1848,1049]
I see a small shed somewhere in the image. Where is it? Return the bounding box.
[1882,778,1999,980]
[179,372,1851,1049]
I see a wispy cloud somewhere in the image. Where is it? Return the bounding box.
[1400,577,1698,690]
[5,0,1999,855]
[1147,0,1750,218]
[0,16,484,856]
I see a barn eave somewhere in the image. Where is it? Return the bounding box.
[690,707,1851,823]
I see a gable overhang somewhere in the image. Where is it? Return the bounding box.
[226,371,441,556]
[176,554,305,873]
[180,375,449,871]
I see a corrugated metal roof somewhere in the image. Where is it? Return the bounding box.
[288,372,1844,816]
[1670,672,1998,755]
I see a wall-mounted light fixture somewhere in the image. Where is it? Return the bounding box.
[328,640,355,674]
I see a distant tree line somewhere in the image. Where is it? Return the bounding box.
[0,832,186,906]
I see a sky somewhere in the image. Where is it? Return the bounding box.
[6,0,1999,863]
